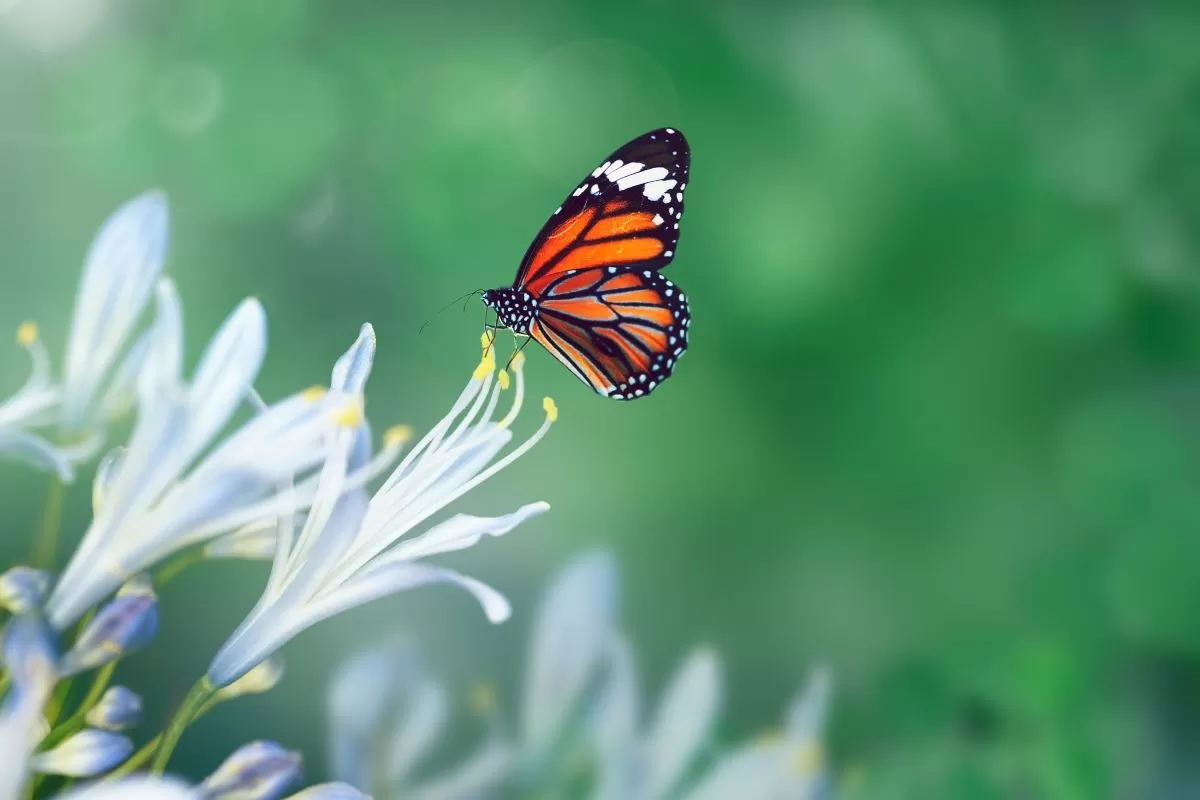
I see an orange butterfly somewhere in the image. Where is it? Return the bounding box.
[482,128,691,400]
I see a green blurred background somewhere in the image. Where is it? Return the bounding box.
[4,0,1200,795]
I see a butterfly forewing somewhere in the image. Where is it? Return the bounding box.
[514,128,690,295]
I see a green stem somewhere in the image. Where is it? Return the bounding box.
[107,688,225,780]
[150,678,216,773]
[31,475,65,570]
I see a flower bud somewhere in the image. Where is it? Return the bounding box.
[85,686,143,731]
[31,729,133,776]
[0,567,50,614]
[60,575,157,676]
[201,741,303,800]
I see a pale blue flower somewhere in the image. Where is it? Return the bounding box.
[328,640,511,798]
[207,336,553,688]
[591,643,723,800]
[46,301,395,630]
[200,741,303,800]
[59,575,157,676]
[85,685,143,731]
[0,322,75,480]
[0,192,168,480]
[521,551,619,769]
[60,191,169,433]
[0,615,58,797]
[0,567,50,614]
[30,728,134,777]
[684,667,833,800]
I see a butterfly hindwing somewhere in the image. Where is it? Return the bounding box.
[529,266,690,400]
[514,128,690,296]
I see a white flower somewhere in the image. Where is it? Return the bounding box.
[207,334,554,688]
[52,777,196,800]
[684,667,833,800]
[520,551,619,773]
[0,192,167,481]
[60,191,168,433]
[327,639,512,798]
[591,642,723,800]
[0,615,59,799]
[45,294,393,629]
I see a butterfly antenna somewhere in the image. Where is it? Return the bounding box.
[418,290,483,335]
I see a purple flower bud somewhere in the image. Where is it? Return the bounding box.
[201,741,303,800]
[60,575,157,676]
[85,686,143,731]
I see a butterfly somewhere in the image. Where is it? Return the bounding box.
[481,128,691,400]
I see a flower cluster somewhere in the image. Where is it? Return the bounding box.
[325,552,835,800]
[0,193,555,797]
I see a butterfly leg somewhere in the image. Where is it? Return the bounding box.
[504,333,533,372]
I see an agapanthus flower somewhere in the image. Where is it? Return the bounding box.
[0,615,58,798]
[520,551,619,774]
[45,298,395,629]
[30,729,134,777]
[0,192,167,481]
[327,639,511,798]
[200,741,304,799]
[591,642,723,800]
[207,334,553,688]
[684,668,834,800]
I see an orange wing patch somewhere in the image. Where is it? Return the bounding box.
[554,238,664,274]
[585,212,660,241]
[525,208,596,282]
[540,295,618,322]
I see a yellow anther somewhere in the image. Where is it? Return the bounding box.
[468,683,496,716]
[333,403,364,428]
[474,347,496,381]
[497,370,511,390]
[301,385,327,402]
[15,321,38,347]
[542,396,558,422]
[384,424,414,448]
[510,350,526,371]
[789,742,822,776]
[480,330,495,352]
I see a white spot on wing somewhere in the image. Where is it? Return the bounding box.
[643,178,678,201]
[592,161,611,178]
[606,161,644,182]
[617,166,669,191]
[652,214,664,225]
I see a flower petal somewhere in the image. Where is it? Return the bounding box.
[31,729,134,777]
[201,741,303,800]
[642,647,723,800]
[62,191,168,432]
[184,298,267,459]
[52,776,196,800]
[85,686,143,731]
[522,551,618,759]
[373,502,549,566]
[330,324,376,394]
[208,563,508,689]
[0,567,51,615]
[590,634,641,800]
[785,666,833,742]
[384,677,449,783]
[408,738,513,800]
[328,640,420,788]
[0,428,75,481]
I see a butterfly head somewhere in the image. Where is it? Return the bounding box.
[481,288,534,335]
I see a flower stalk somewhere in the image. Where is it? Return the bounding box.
[149,677,217,773]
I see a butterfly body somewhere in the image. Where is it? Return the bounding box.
[484,128,692,400]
